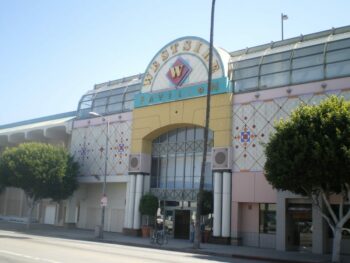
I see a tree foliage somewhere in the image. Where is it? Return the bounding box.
[264,96,350,263]
[198,190,213,215]
[265,96,350,195]
[139,193,158,217]
[0,142,79,202]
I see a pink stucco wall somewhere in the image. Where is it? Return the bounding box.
[232,171,276,203]
[239,203,259,233]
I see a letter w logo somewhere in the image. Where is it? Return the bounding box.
[166,58,192,86]
[170,65,183,78]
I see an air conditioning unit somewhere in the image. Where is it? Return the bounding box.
[211,147,233,171]
[128,153,151,174]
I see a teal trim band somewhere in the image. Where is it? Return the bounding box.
[134,77,229,108]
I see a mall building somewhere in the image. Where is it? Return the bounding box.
[1,25,350,254]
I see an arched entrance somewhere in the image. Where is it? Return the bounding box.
[150,126,213,239]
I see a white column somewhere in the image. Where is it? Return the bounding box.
[127,174,136,229]
[123,180,130,228]
[143,175,150,194]
[133,174,143,229]
[213,172,222,237]
[222,171,231,237]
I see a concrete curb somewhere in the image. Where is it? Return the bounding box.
[79,237,329,263]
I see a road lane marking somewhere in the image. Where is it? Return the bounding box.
[0,249,62,263]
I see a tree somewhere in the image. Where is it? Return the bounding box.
[139,193,158,227]
[199,190,213,216]
[0,142,79,228]
[264,96,350,263]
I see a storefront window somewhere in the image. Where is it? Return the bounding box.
[259,203,276,234]
[231,38,350,92]
[150,127,213,190]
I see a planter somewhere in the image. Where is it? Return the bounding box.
[141,225,152,238]
[202,230,211,243]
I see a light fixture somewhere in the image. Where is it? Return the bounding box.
[89,111,101,117]
[281,13,289,40]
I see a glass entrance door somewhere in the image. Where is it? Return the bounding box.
[174,210,190,239]
[287,204,312,251]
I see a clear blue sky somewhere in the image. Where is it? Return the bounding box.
[1,0,349,125]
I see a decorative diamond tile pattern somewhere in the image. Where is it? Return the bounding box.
[150,188,198,201]
[232,90,350,172]
[70,120,132,177]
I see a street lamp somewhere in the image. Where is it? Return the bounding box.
[281,13,288,40]
[89,111,109,239]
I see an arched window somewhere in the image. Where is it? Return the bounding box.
[150,127,213,191]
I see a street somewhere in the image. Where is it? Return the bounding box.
[0,230,269,263]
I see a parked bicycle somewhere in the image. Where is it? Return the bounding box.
[150,229,168,245]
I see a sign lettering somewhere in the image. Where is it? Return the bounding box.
[141,37,226,92]
[183,40,192,51]
[161,50,169,61]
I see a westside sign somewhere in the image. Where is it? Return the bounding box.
[141,36,229,93]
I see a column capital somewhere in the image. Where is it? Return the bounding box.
[211,147,233,172]
[128,153,151,174]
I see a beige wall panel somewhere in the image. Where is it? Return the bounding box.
[86,207,100,229]
[214,131,232,147]
[110,208,125,232]
[132,93,232,153]
[77,183,126,233]
[6,187,23,217]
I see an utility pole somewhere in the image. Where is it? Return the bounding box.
[193,0,216,249]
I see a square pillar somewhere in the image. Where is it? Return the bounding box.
[312,201,328,254]
[276,192,287,251]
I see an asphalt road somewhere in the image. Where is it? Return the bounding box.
[0,229,270,263]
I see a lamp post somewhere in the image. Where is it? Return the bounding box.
[281,13,288,40]
[89,111,109,239]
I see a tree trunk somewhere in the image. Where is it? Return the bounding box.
[194,217,201,249]
[193,0,216,249]
[27,201,34,229]
[332,227,342,263]
[26,196,35,230]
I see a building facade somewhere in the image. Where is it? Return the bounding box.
[1,26,350,254]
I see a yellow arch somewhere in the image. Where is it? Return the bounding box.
[131,93,232,154]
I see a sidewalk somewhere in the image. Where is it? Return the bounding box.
[0,220,349,263]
